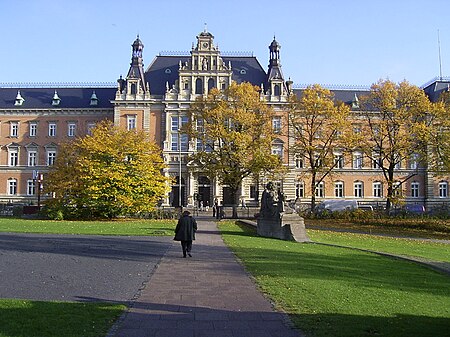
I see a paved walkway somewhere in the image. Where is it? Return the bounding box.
[109,218,302,337]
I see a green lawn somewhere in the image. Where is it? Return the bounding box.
[219,221,450,337]
[0,299,125,337]
[308,230,450,263]
[0,217,176,236]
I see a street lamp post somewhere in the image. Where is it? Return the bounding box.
[178,127,182,209]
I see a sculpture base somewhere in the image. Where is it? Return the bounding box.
[257,213,310,242]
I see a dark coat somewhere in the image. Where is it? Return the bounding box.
[174,215,197,241]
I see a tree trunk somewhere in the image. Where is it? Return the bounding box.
[231,187,239,218]
[385,169,395,214]
[310,172,317,214]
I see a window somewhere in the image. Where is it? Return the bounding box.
[334,181,344,198]
[272,116,282,133]
[29,123,37,137]
[315,182,324,198]
[47,150,56,166]
[271,143,283,158]
[195,78,203,94]
[353,152,363,169]
[10,122,18,137]
[68,123,76,137]
[353,124,361,134]
[373,182,383,198]
[48,123,56,137]
[394,159,402,170]
[7,179,17,195]
[410,154,419,169]
[87,122,96,135]
[334,154,344,169]
[411,182,419,198]
[296,182,304,198]
[438,181,448,198]
[28,151,37,167]
[393,182,402,197]
[354,181,364,198]
[127,115,136,130]
[8,148,18,166]
[295,155,304,169]
[250,185,257,199]
[27,180,36,196]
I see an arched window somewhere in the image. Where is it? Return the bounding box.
[130,83,137,95]
[195,78,203,94]
[208,78,215,92]
[274,84,281,96]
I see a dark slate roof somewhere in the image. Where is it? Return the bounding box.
[292,88,370,108]
[422,79,450,102]
[145,56,267,95]
[0,87,116,109]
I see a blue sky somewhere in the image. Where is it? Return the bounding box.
[1,0,449,87]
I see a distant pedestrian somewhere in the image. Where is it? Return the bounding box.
[213,198,219,217]
[174,210,197,258]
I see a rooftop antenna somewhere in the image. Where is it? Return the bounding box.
[438,29,443,80]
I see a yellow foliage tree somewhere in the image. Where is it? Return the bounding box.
[358,79,444,211]
[187,82,283,216]
[287,84,351,212]
[44,121,169,219]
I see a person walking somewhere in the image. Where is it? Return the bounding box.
[174,210,197,258]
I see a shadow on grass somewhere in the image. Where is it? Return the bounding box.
[290,312,450,337]
[0,300,124,337]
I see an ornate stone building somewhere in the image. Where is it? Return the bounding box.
[0,29,449,211]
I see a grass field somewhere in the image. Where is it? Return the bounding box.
[0,217,176,236]
[219,221,450,337]
[308,230,450,263]
[0,300,125,337]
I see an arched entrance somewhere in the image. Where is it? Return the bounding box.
[198,176,211,208]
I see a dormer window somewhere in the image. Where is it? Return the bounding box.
[14,90,25,106]
[52,91,61,106]
[90,91,98,106]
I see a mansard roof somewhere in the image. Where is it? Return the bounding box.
[422,77,450,102]
[145,55,267,95]
[0,86,116,109]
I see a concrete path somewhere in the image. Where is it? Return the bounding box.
[109,218,302,337]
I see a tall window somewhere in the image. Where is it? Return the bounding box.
[272,116,282,133]
[438,181,448,198]
[87,122,96,135]
[10,122,18,137]
[353,152,363,169]
[7,179,17,195]
[127,115,136,130]
[295,155,304,169]
[354,181,364,198]
[411,182,419,198]
[410,153,419,169]
[27,180,36,196]
[68,123,76,137]
[195,78,203,94]
[48,123,56,137]
[28,150,37,167]
[171,116,188,151]
[334,153,344,169]
[8,148,18,166]
[334,181,344,198]
[373,182,383,198]
[47,150,56,166]
[29,122,37,137]
[296,182,304,198]
[315,182,324,198]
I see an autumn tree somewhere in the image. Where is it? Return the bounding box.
[186,82,283,217]
[357,79,442,212]
[44,121,169,219]
[287,84,351,212]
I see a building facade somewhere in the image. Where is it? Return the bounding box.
[0,29,449,210]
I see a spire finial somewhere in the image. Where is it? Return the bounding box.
[204,22,208,33]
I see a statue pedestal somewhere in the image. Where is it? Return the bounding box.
[257,213,310,242]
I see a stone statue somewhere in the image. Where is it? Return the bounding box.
[260,182,278,219]
[257,181,310,243]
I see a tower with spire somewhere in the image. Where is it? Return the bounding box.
[122,35,148,96]
[266,36,289,98]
